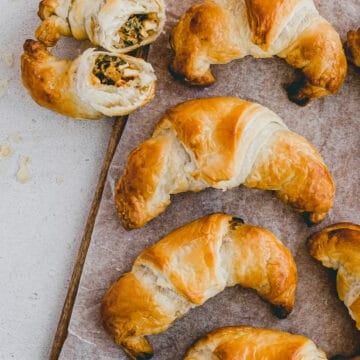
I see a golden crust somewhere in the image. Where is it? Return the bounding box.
[308,223,360,329]
[346,29,360,67]
[169,0,347,105]
[115,97,335,230]
[184,326,326,359]
[101,214,297,358]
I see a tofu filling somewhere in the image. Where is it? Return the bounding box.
[116,13,159,48]
[92,54,140,87]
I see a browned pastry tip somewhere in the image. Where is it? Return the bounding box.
[101,213,297,358]
[115,97,335,230]
[308,222,360,330]
[184,326,327,359]
[169,0,347,105]
[346,29,360,67]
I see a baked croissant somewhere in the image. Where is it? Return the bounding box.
[169,0,347,105]
[184,326,327,359]
[115,97,335,230]
[308,223,360,330]
[35,0,165,53]
[101,213,297,359]
[346,29,360,67]
[21,40,156,119]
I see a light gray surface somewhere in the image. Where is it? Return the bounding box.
[60,0,360,359]
[0,1,114,359]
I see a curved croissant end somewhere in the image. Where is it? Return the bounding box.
[115,97,335,230]
[184,326,327,360]
[308,222,360,330]
[36,0,165,53]
[169,0,347,105]
[101,214,297,358]
[346,29,360,67]
[21,40,156,119]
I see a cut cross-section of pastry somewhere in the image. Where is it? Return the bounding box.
[184,326,327,360]
[115,97,335,230]
[308,222,360,330]
[169,0,347,105]
[35,0,165,53]
[346,29,360,67]
[21,40,156,119]
[101,213,297,359]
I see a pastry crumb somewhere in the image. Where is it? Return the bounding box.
[16,156,31,183]
[0,144,13,159]
[2,53,14,67]
[55,176,63,184]
[8,133,23,143]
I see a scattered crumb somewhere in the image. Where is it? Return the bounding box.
[55,176,63,185]
[2,53,14,67]
[16,156,31,183]
[8,133,23,143]
[0,144,12,159]
[0,79,8,98]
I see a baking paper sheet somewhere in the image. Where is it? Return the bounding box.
[59,1,360,358]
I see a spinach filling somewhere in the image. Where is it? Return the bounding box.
[92,54,134,86]
[117,13,159,48]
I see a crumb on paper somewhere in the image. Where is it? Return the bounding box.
[55,176,63,185]
[8,133,23,143]
[0,144,13,159]
[16,156,31,184]
[0,79,8,98]
[2,53,14,67]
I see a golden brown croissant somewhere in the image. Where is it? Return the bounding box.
[308,223,360,330]
[184,326,327,359]
[101,213,297,359]
[169,0,347,105]
[346,29,360,67]
[115,97,335,230]
[21,40,156,119]
[35,0,165,53]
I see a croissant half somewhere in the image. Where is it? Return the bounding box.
[101,213,297,359]
[35,0,165,53]
[115,97,335,230]
[21,40,156,119]
[184,326,327,360]
[169,0,347,105]
[346,29,360,67]
[308,223,360,330]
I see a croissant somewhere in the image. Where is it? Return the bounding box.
[184,326,327,359]
[21,40,156,119]
[115,97,335,230]
[101,213,297,359]
[346,29,360,67]
[169,0,347,105]
[308,223,360,330]
[35,0,165,53]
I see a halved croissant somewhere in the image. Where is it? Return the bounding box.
[346,29,360,67]
[21,40,156,119]
[308,223,360,330]
[169,0,347,105]
[35,0,165,53]
[115,97,335,230]
[101,213,297,359]
[184,326,326,359]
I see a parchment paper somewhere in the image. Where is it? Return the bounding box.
[59,1,360,358]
